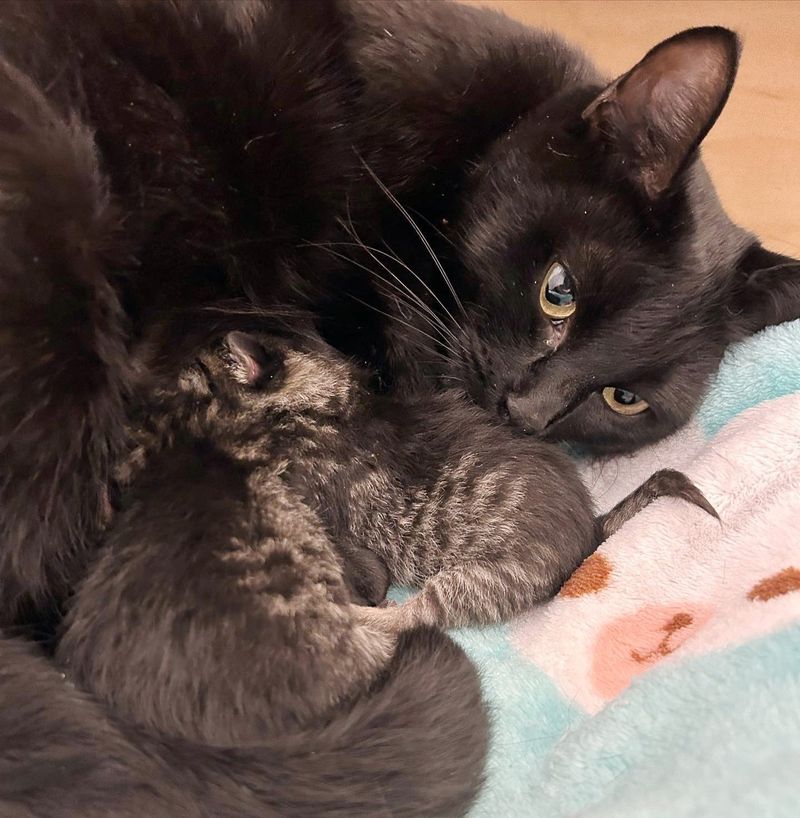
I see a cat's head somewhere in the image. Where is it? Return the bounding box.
[447,27,800,454]
[178,330,358,428]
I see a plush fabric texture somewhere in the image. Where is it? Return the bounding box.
[403,318,800,816]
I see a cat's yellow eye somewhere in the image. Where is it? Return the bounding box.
[602,386,650,415]
[539,260,576,320]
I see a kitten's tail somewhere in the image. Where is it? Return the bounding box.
[595,468,719,542]
[0,628,488,818]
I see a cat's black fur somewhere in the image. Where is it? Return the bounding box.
[2,627,485,817]
[1,0,797,629]
[0,0,360,626]
[335,1,800,454]
[0,1,796,812]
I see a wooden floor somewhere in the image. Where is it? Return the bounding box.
[463,1,800,257]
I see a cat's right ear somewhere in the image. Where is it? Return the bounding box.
[583,27,740,199]
[224,332,275,387]
[729,244,800,337]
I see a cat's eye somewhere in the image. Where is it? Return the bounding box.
[539,261,576,320]
[602,386,649,415]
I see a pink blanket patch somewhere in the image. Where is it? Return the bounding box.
[591,604,714,699]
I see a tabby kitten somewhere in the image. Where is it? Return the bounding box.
[74,328,714,645]
[48,324,490,817]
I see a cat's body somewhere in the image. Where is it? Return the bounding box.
[1,627,485,818]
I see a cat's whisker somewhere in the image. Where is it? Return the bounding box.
[319,235,453,336]
[305,241,459,358]
[347,293,456,357]
[377,237,469,346]
[384,292,460,361]
[359,157,470,321]
[338,201,468,347]
[325,233,465,352]
[308,232,463,359]
[407,205,459,251]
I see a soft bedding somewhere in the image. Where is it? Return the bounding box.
[401,318,800,817]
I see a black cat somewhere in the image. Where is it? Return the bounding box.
[0,2,795,814]
[0,0,360,626]
[1,626,485,817]
[1,0,796,635]
[335,0,800,455]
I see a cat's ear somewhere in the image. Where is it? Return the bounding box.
[224,331,273,386]
[583,27,740,199]
[729,244,800,337]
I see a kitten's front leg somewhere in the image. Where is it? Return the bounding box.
[338,540,390,606]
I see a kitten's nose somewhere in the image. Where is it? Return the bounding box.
[504,392,559,434]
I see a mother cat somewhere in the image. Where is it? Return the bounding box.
[3,0,797,633]
[0,0,798,814]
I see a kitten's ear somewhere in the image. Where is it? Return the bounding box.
[583,27,740,199]
[730,244,800,337]
[224,331,272,386]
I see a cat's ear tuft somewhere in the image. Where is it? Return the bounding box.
[224,331,272,386]
[729,245,800,338]
[583,27,740,199]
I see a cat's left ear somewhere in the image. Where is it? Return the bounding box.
[730,244,800,337]
[583,27,740,199]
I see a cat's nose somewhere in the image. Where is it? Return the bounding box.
[503,392,559,434]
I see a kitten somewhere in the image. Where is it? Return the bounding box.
[43,327,490,816]
[74,328,713,643]
[333,1,800,454]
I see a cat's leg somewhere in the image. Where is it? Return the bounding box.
[351,555,564,632]
[0,55,129,624]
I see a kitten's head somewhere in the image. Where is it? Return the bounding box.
[177,330,359,431]
[448,27,800,454]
